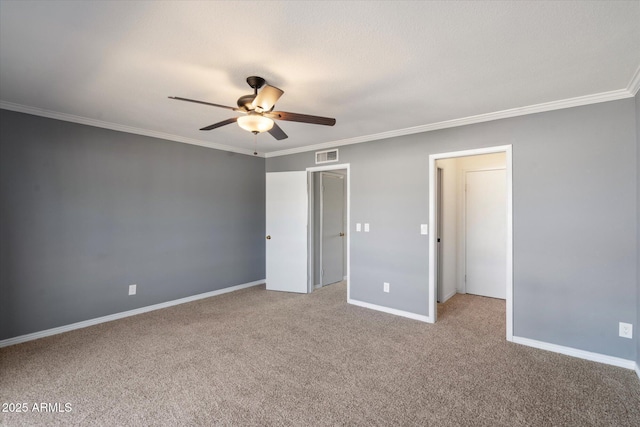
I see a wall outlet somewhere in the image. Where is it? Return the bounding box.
[383,282,390,293]
[364,223,370,232]
[128,284,137,296]
[356,223,361,232]
[619,322,632,339]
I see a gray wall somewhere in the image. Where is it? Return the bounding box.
[267,98,638,360]
[0,109,265,340]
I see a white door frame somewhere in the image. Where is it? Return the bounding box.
[307,163,350,299]
[428,146,513,341]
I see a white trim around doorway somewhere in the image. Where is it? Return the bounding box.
[306,163,351,301]
[428,146,513,342]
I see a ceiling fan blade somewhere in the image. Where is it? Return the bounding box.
[266,111,336,126]
[268,122,288,140]
[169,96,241,112]
[252,85,284,112]
[200,117,238,131]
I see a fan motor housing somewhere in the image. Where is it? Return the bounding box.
[237,94,256,110]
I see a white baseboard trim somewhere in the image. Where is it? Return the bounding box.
[512,336,636,370]
[348,298,431,323]
[0,279,265,348]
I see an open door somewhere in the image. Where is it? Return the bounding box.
[265,171,309,293]
[320,172,345,286]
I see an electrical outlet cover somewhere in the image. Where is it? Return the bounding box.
[619,322,632,339]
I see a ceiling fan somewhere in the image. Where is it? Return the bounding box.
[169,76,336,141]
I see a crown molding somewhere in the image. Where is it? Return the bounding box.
[0,101,264,158]
[627,65,640,96]
[2,81,635,160]
[265,88,633,158]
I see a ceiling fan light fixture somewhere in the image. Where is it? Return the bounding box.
[237,114,274,134]
[170,75,335,141]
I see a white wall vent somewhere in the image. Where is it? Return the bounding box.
[315,149,339,164]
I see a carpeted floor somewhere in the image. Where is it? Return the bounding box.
[1,282,639,426]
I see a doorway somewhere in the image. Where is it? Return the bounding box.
[307,164,350,296]
[428,146,513,341]
[318,171,346,287]
[264,164,350,296]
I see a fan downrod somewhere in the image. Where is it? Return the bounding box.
[238,76,266,108]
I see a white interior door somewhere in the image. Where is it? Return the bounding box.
[266,171,308,293]
[465,169,506,299]
[321,173,344,286]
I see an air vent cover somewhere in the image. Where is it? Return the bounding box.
[315,149,338,164]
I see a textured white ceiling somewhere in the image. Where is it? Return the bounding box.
[1,1,639,156]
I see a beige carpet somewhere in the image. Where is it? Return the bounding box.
[1,282,639,426]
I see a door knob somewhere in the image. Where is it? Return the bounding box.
[266,235,271,240]
[339,232,345,237]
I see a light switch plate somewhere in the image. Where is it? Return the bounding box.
[364,223,370,232]
[420,224,428,235]
[128,284,137,296]
[356,223,361,232]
